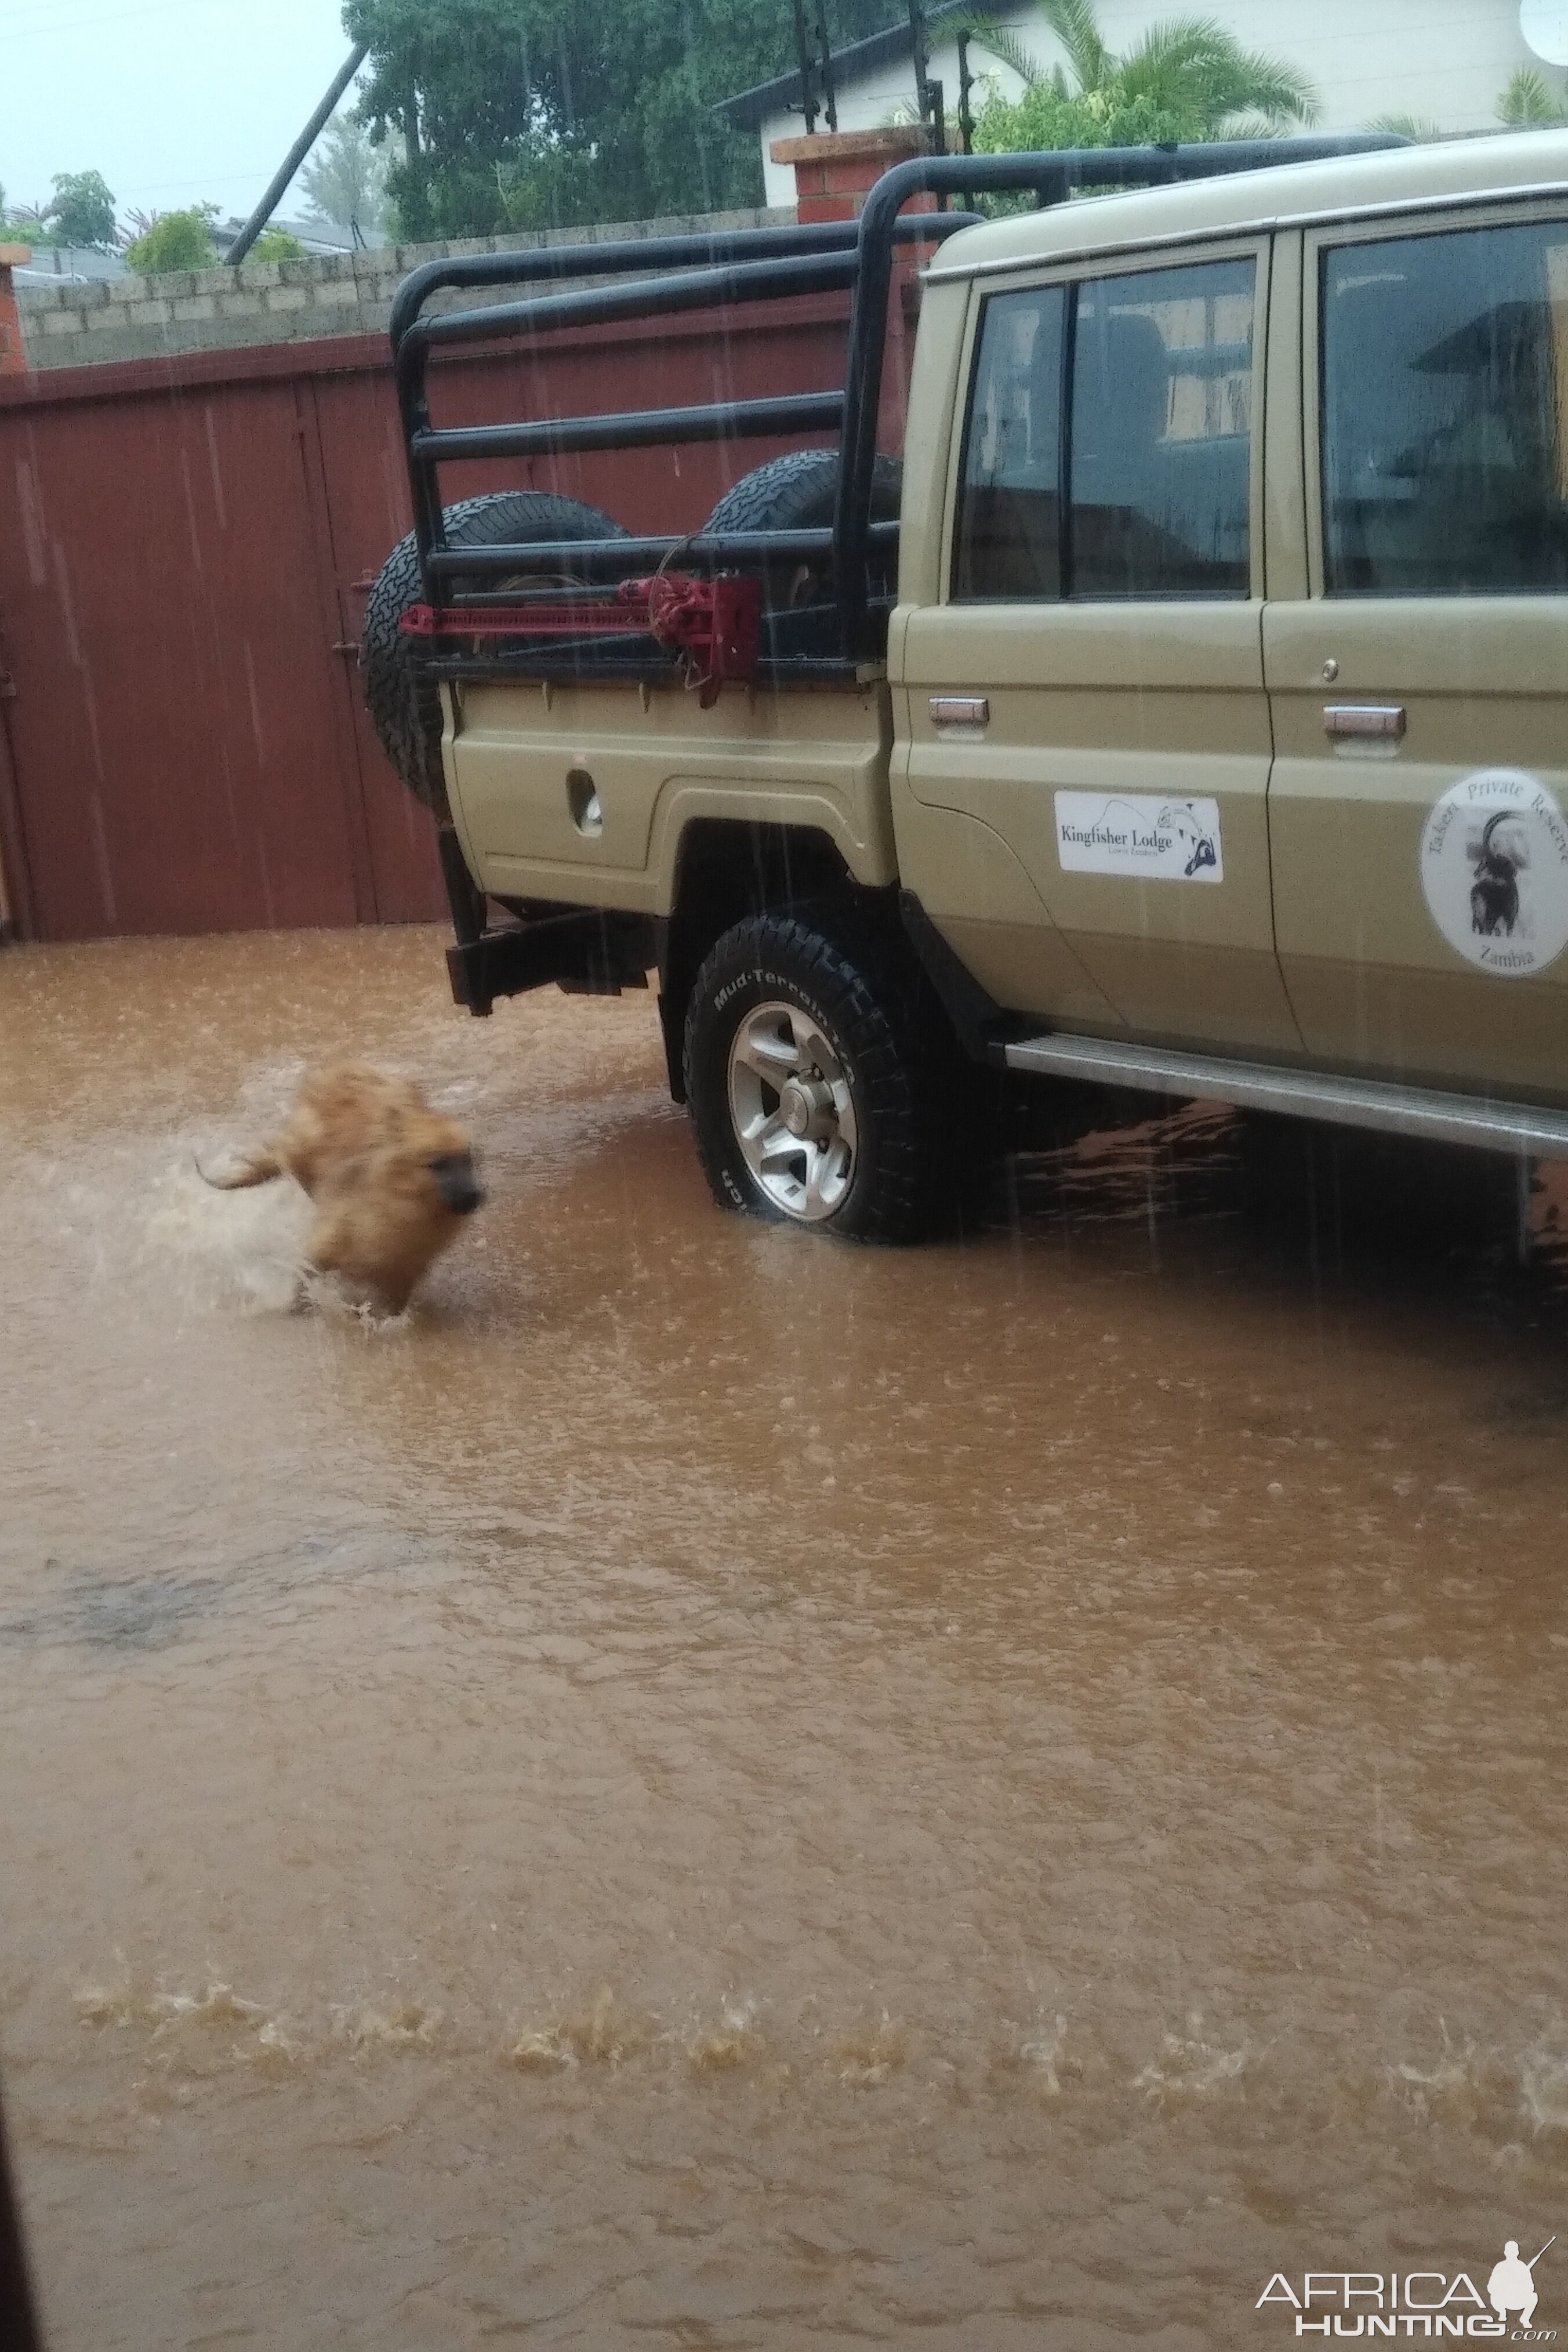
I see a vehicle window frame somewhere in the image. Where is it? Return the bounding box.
[1304,197,1568,601]
[941,235,1271,610]
[948,277,1068,607]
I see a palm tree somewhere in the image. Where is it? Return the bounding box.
[1497,67,1568,129]
[969,0,1319,144]
[1365,114,1442,141]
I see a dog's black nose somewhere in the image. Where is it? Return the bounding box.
[433,1156,485,1215]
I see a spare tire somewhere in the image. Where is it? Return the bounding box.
[360,491,629,816]
[702,448,903,610]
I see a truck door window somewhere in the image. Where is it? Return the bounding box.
[1321,217,1568,594]
[1069,257,1254,598]
[952,256,1254,602]
[953,283,1065,600]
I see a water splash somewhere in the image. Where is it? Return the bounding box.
[329,2001,443,2053]
[828,2013,907,2088]
[686,1997,764,2074]
[1018,2012,1069,2097]
[1134,2014,1251,2104]
[506,1986,648,2071]
[1520,2039,1568,2134]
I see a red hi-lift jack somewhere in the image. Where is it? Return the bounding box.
[401,573,763,708]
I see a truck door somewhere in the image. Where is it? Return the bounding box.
[1264,205,1568,1095]
[897,239,1300,1053]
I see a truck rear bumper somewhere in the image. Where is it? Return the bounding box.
[446,916,653,1018]
[437,824,652,1017]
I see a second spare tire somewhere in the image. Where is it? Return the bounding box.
[702,448,903,611]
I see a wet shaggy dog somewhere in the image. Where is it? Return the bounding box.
[199,1063,485,1313]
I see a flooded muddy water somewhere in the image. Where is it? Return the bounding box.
[1,925,1566,2350]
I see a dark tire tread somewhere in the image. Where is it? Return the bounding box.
[702,450,903,612]
[702,448,902,537]
[682,903,952,1244]
[359,491,628,816]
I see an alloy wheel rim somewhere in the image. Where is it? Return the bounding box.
[727,1000,858,1222]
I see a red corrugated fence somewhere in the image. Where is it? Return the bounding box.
[0,281,912,941]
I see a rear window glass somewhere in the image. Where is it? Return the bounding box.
[1321,217,1568,594]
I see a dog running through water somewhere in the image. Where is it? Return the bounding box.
[199,1063,485,1315]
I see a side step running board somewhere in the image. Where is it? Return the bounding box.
[1003,1032,1568,1162]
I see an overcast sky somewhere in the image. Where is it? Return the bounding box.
[0,0,361,224]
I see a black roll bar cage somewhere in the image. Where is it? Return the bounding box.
[390,136,1399,672]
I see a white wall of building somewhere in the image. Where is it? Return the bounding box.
[757,1,1552,207]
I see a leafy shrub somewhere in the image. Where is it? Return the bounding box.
[974,82,1192,156]
[125,207,219,275]
[248,226,306,262]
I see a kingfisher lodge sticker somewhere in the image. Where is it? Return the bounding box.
[1421,770,1568,977]
[1055,794,1224,883]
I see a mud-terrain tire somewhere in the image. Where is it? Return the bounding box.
[683,905,955,1242]
[702,449,902,608]
[359,491,628,816]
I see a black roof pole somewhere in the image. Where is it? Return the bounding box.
[791,0,820,135]
[815,3,839,132]
[906,0,931,130]
[226,41,369,266]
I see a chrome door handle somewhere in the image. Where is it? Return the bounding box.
[1324,703,1404,742]
[930,695,989,729]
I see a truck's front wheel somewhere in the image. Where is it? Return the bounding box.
[683,909,948,1242]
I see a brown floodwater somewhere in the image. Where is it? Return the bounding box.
[1,924,1566,2351]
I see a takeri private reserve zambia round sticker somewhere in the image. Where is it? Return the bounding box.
[1420,768,1568,977]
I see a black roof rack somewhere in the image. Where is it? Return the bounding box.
[391,137,1400,681]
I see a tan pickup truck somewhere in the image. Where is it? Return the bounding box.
[364,132,1568,1239]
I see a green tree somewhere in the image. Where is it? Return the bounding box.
[48,168,117,248]
[249,225,308,260]
[125,205,220,274]
[1497,66,1568,128]
[968,1,1318,155]
[343,0,899,239]
[300,110,390,234]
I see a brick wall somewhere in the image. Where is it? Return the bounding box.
[16,207,791,369]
